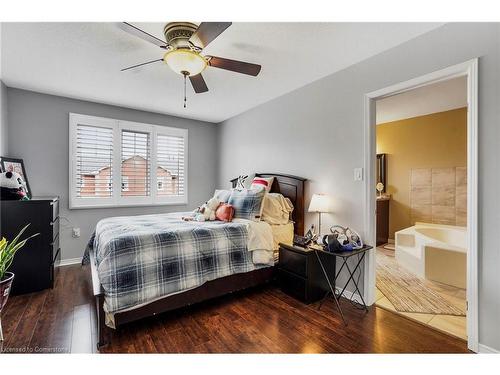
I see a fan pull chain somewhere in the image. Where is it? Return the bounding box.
[183,73,187,108]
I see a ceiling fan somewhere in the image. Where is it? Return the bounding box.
[119,22,262,107]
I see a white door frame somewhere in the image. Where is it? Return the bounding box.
[362,59,479,352]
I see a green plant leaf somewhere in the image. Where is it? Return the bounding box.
[0,224,39,280]
[4,224,29,254]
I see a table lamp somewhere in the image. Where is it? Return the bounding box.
[308,193,333,235]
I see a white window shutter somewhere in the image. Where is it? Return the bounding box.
[121,130,151,197]
[156,133,186,197]
[74,124,114,198]
[69,114,117,208]
[69,113,187,208]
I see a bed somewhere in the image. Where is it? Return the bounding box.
[89,173,306,348]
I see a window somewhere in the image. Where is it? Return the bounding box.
[69,113,188,208]
[121,176,129,192]
[157,177,165,191]
[156,133,185,196]
[121,130,150,197]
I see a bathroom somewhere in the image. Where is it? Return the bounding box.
[374,76,468,340]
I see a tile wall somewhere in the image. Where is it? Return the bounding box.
[410,167,467,226]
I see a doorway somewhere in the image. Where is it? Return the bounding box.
[362,59,478,352]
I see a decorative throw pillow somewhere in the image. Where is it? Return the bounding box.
[213,189,232,203]
[228,188,266,221]
[235,175,248,190]
[215,203,235,222]
[250,176,275,193]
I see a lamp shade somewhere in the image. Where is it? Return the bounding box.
[308,193,333,213]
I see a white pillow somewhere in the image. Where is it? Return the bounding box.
[250,176,275,193]
[244,173,256,189]
[261,193,294,225]
[232,174,256,190]
[213,189,232,203]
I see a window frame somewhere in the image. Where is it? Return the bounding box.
[69,113,188,209]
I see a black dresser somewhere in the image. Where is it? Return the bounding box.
[0,197,60,295]
[278,243,334,304]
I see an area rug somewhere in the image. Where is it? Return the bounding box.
[376,250,465,316]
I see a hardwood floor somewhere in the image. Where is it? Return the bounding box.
[0,265,469,354]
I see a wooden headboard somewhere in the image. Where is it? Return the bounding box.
[230,173,306,235]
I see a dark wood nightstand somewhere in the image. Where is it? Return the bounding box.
[278,243,335,304]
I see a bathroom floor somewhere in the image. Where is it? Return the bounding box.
[375,246,467,341]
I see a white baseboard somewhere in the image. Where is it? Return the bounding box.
[478,343,499,354]
[336,287,364,305]
[56,257,82,267]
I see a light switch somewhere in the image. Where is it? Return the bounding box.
[354,168,363,181]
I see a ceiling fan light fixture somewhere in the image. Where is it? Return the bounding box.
[163,49,207,76]
[120,22,262,108]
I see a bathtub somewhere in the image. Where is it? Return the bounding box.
[395,222,467,288]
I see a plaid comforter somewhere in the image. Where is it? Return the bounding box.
[84,213,264,314]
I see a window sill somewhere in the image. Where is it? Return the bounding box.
[69,200,188,210]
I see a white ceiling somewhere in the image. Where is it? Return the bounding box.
[1,22,442,123]
[376,76,467,124]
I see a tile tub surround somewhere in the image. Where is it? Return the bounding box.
[410,167,467,226]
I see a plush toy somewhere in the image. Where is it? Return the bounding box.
[0,171,29,201]
[194,196,221,221]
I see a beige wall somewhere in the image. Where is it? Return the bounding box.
[376,108,467,238]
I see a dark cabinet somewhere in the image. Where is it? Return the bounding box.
[0,197,60,295]
[376,197,390,246]
[278,244,334,304]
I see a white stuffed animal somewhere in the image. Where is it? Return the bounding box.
[194,197,221,222]
[0,171,29,200]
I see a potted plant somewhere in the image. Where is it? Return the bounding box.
[0,224,38,341]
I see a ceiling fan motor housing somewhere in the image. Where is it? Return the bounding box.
[163,22,198,49]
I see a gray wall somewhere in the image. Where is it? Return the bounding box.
[0,80,7,156]
[7,88,218,261]
[217,23,500,350]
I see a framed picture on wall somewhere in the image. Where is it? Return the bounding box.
[0,157,32,198]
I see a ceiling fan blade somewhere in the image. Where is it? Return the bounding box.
[207,56,261,77]
[189,22,232,49]
[121,58,164,72]
[119,22,168,49]
[189,74,209,93]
